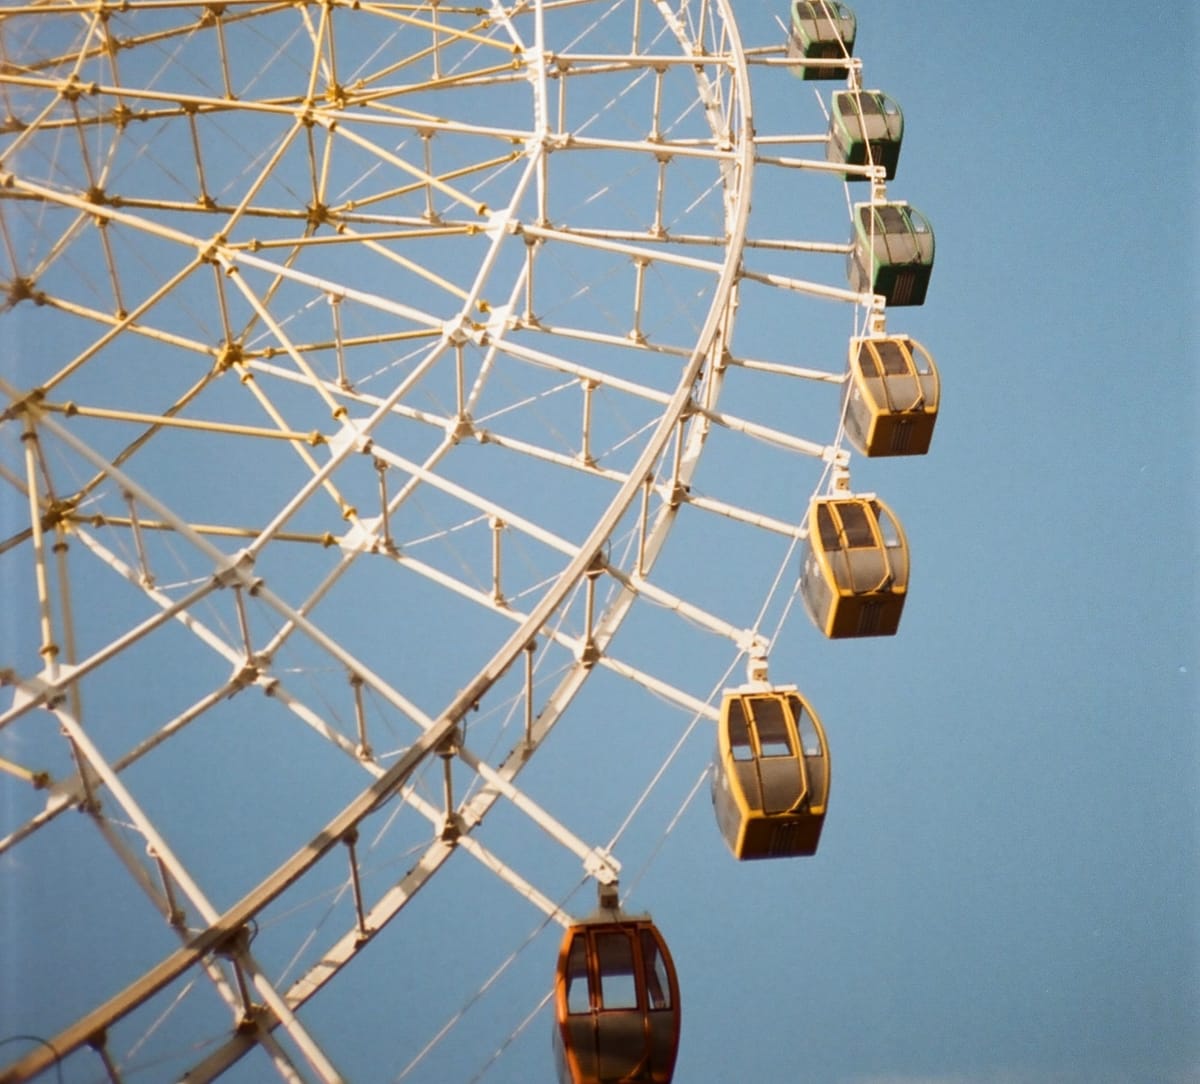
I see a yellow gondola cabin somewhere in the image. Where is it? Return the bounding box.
[842,335,939,457]
[711,685,830,860]
[553,910,681,1084]
[800,495,909,638]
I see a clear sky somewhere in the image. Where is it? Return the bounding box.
[0,2,1196,1083]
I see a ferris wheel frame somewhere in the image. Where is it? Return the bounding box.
[0,0,903,1079]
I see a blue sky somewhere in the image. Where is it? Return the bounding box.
[1,2,1196,1083]
[732,5,1199,1081]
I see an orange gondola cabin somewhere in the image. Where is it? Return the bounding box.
[800,495,910,638]
[553,910,681,1084]
[711,685,830,860]
[842,335,940,457]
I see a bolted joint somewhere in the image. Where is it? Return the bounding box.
[584,847,621,888]
[7,276,45,307]
[211,548,257,589]
[447,412,475,442]
[746,640,770,685]
[235,1004,266,1034]
[440,812,464,843]
[214,924,251,959]
[214,343,242,372]
[41,497,78,530]
[668,480,690,508]
[577,639,600,668]
[436,726,463,760]
[229,660,260,691]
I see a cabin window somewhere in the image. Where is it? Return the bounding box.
[752,697,794,757]
[727,698,753,761]
[816,504,841,550]
[837,502,876,548]
[856,343,882,380]
[565,936,590,1014]
[844,92,883,117]
[790,696,823,757]
[875,205,908,233]
[875,340,911,376]
[596,931,639,1010]
[641,930,673,1010]
[875,506,903,550]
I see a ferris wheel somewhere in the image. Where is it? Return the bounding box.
[0,0,937,1080]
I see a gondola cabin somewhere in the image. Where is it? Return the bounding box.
[711,685,830,860]
[827,90,904,180]
[842,335,939,457]
[800,495,909,638]
[847,202,935,306]
[787,1,856,80]
[554,914,681,1084]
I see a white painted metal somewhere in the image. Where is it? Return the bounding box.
[0,0,874,1078]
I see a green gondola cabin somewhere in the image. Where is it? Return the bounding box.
[554,913,681,1084]
[711,685,830,860]
[827,89,903,180]
[787,1,856,80]
[847,202,935,306]
[842,335,939,457]
[800,495,909,638]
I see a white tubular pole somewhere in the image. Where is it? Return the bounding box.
[47,702,345,1083]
